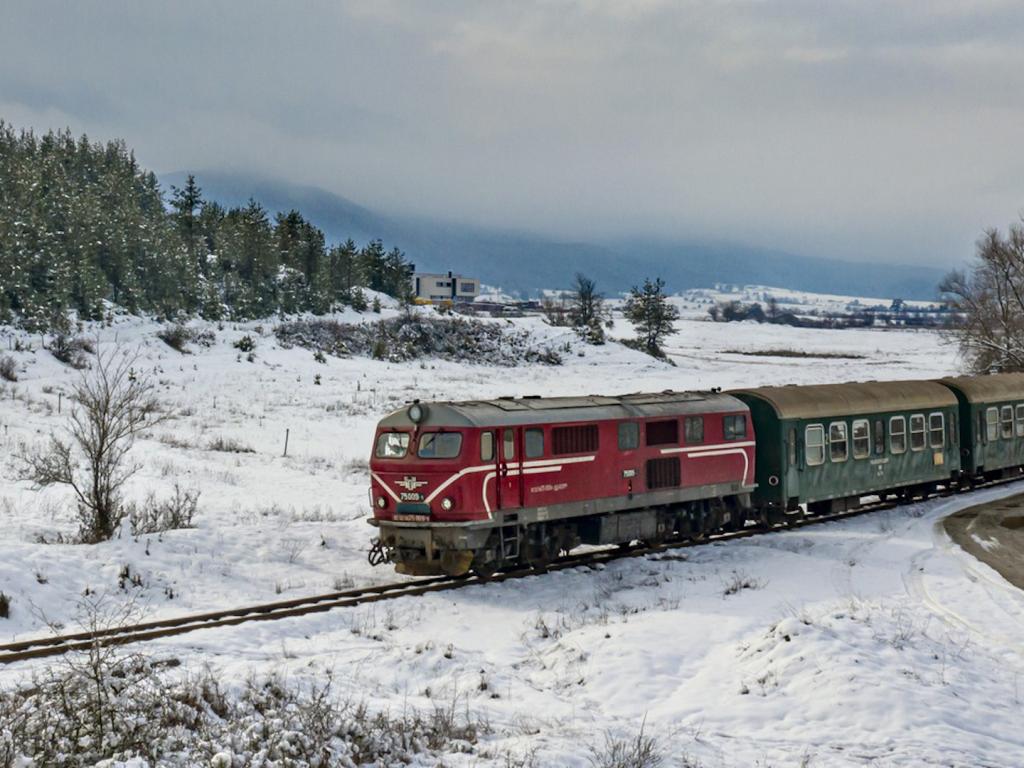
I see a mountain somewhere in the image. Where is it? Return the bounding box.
[161,171,946,300]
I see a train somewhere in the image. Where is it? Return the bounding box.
[366,373,1024,576]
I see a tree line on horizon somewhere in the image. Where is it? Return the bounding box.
[0,122,414,331]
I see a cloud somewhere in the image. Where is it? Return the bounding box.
[2,0,1023,267]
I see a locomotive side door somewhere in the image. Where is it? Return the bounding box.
[498,427,523,510]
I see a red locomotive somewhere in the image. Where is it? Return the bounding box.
[368,391,756,575]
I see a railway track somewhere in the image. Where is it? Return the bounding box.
[0,479,1015,666]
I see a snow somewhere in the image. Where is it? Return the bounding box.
[1,306,1022,766]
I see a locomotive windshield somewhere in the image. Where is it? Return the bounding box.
[375,431,410,458]
[417,431,463,459]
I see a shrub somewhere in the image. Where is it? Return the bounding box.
[129,483,200,535]
[0,355,16,382]
[588,721,664,768]
[275,315,562,366]
[233,334,256,353]
[50,334,94,369]
[0,642,485,767]
[0,592,9,619]
[157,323,191,353]
[206,436,255,454]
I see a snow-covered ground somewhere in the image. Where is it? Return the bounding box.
[2,307,1021,765]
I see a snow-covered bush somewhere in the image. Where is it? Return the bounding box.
[587,721,664,768]
[0,354,16,382]
[0,591,9,618]
[50,333,94,369]
[129,483,200,535]
[0,645,485,767]
[157,323,192,353]
[275,316,562,366]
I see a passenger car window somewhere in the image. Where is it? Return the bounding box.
[890,416,906,454]
[929,413,945,449]
[1017,405,1024,438]
[874,419,885,455]
[829,422,848,462]
[525,428,545,458]
[987,407,999,442]
[418,432,462,459]
[375,431,409,458]
[618,422,639,451]
[684,416,704,444]
[723,414,747,440]
[805,425,825,466]
[1001,405,1014,439]
[480,431,494,462]
[852,419,870,459]
[788,427,797,466]
[502,429,516,460]
[910,414,926,451]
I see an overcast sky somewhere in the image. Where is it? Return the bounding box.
[3,0,1023,267]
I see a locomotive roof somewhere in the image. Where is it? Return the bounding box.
[377,390,748,429]
[936,373,1024,404]
[731,380,957,420]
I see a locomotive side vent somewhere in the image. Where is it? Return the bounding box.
[646,457,681,489]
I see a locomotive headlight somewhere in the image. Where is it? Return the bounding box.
[440,497,454,511]
[376,496,387,509]
[408,402,425,423]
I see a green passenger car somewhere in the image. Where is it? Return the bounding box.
[937,373,1024,478]
[731,381,961,516]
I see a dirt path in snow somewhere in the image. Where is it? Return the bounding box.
[945,491,1024,590]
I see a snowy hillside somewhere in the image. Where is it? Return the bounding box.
[1,309,1022,765]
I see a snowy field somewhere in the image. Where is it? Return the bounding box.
[1,304,1022,766]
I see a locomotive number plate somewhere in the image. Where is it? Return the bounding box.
[399,492,424,502]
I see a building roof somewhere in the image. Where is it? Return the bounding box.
[377,390,748,429]
[731,380,957,420]
[937,373,1024,404]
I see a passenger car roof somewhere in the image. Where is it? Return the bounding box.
[377,391,748,429]
[731,380,957,420]
[937,373,1024,404]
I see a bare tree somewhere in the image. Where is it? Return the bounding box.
[568,272,610,344]
[941,220,1024,373]
[20,345,164,542]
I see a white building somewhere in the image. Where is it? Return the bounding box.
[412,271,479,303]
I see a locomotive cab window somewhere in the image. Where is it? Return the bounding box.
[618,422,639,451]
[684,416,704,444]
[890,416,907,454]
[805,425,825,466]
[986,407,999,442]
[525,428,545,459]
[724,414,747,440]
[929,413,945,449]
[829,422,848,462]
[1001,405,1014,439]
[417,431,462,459]
[552,424,598,455]
[1016,405,1024,438]
[646,419,678,446]
[375,431,409,459]
[502,429,516,460]
[480,431,495,462]
[852,419,870,459]
[910,414,926,451]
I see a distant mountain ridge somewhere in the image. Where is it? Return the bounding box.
[161,171,945,300]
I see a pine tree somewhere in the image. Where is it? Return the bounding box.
[568,272,609,344]
[623,277,679,357]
